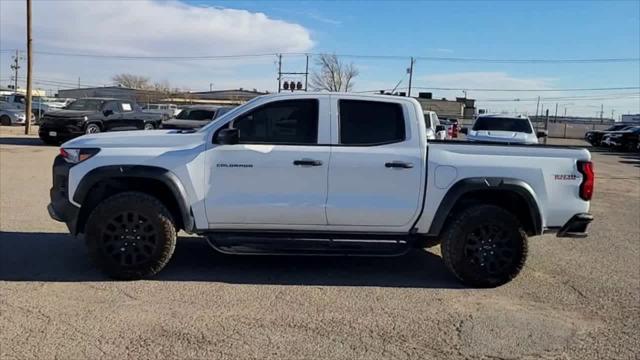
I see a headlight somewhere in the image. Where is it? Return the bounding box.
[83,116,88,121]
[60,148,100,164]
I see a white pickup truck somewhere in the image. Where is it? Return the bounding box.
[48,93,594,287]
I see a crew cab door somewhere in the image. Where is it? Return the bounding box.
[204,96,331,226]
[326,97,425,228]
[100,101,123,131]
[118,101,145,130]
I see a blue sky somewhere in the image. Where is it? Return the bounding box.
[1,0,639,116]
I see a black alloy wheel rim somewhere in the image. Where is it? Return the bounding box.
[464,223,516,275]
[100,212,158,267]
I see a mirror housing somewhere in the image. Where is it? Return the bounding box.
[460,127,469,135]
[216,128,239,145]
[536,130,548,138]
[103,109,113,117]
[435,124,446,132]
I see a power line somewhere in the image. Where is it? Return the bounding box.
[1,48,639,63]
[411,86,640,92]
[355,86,640,93]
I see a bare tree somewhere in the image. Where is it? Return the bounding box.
[112,73,151,89]
[152,80,171,94]
[309,54,359,92]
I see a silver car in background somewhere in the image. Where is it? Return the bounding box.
[0,101,33,125]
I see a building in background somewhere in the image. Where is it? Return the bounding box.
[621,114,640,123]
[412,92,476,120]
[56,87,266,106]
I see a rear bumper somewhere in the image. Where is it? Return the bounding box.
[48,155,80,234]
[557,213,593,238]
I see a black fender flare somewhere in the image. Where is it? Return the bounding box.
[73,165,194,232]
[427,177,542,236]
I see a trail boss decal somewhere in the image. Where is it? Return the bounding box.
[554,174,577,180]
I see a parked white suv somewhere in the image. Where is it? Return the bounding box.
[48,93,593,287]
[423,111,447,140]
[462,115,547,144]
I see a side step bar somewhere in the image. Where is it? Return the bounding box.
[204,232,412,256]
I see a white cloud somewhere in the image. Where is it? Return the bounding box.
[421,71,554,90]
[0,0,313,92]
[0,0,313,56]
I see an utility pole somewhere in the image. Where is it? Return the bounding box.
[277,54,282,93]
[534,96,540,122]
[407,57,415,97]
[25,0,33,135]
[209,83,213,91]
[600,104,604,123]
[554,103,558,121]
[564,107,567,117]
[304,54,309,91]
[544,109,549,144]
[78,77,80,88]
[10,50,21,91]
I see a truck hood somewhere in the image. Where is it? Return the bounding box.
[61,130,207,148]
[468,130,537,144]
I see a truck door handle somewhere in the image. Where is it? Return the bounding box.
[293,159,323,166]
[385,161,414,169]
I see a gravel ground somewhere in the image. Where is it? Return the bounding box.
[1,128,639,359]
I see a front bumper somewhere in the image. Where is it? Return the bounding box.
[48,155,80,234]
[557,213,593,238]
[39,123,85,142]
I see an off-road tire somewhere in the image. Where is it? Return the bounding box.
[144,122,155,130]
[85,192,177,280]
[441,204,527,288]
[85,123,101,134]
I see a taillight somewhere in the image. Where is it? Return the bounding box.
[577,160,594,201]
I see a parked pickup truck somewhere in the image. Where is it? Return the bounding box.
[39,98,163,145]
[47,93,594,287]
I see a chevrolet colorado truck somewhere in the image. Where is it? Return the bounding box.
[39,98,163,145]
[47,93,594,287]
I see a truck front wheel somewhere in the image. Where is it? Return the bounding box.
[85,192,177,280]
[441,204,527,288]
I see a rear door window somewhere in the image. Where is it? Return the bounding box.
[472,117,533,133]
[339,100,405,145]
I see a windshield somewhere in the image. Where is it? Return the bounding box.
[66,99,105,111]
[175,109,217,120]
[473,117,533,133]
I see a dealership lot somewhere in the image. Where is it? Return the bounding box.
[1,130,638,359]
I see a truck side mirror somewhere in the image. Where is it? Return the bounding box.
[537,130,548,138]
[215,128,239,145]
[460,127,469,135]
[435,125,446,132]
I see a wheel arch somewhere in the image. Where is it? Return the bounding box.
[73,165,194,235]
[427,177,543,237]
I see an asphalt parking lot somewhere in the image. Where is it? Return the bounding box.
[1,127,639,359]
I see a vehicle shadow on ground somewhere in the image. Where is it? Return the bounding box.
[0,137,49,146]
[0,231,462,289]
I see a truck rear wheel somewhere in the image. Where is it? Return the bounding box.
[85,192,177,280]
[441,204,527,287]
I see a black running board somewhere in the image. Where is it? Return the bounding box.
[204,232,412,256]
